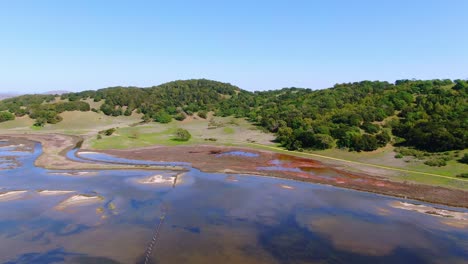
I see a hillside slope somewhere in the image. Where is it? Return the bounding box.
[0,79,466,155]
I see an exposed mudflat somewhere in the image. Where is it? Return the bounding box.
[37,190,75,195]
[55,194,102,210]
[101,145,468,208]
[390,201,468,220]
[0,190,27,201]
[137,174,176,185]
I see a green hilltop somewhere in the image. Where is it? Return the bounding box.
[1,78,467,155]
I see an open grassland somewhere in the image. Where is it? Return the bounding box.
[87,115,275,149]
[0,111,274,148]
[0,111,143,135]
[0,116,35,130]
[307,147,468,180]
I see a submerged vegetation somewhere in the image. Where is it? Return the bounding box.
[0,79,466,155]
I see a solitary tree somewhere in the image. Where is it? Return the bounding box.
[174,128,191,141]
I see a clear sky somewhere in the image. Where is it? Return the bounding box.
[1,0,467,93]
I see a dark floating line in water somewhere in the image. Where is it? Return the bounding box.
[144,210,167,264]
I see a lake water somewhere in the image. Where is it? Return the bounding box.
[0,141,467,264]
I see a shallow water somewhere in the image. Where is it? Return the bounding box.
[215,151,260,158]
[0,141,467,264]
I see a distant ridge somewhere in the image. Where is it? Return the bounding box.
[42,90,71,95]
[0,90,71,100]
[0,93,19,100]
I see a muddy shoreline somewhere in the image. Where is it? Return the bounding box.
[97,145,468,208]
[1,133,467,208]
[0,134,186,171]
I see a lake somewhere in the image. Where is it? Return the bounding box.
[0,140,466,264]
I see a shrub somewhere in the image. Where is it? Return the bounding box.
[394,153,403,159]
[198,110,207,119]
[458,153,468,164]
[99,128,116,136]
[154,110,172,123]
[124,108,132,116]
[424,159,447,167]
[456,173,468,178]
[173,128,191,141]
[174,113,186,121]
[395,147,426,159]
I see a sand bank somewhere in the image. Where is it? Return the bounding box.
[37,190,75,196]
[138,174,176,185]
[0,190,27,201]
[390,201,468,220]
[55,194,102,210]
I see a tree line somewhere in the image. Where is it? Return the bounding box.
[0,78,466,153]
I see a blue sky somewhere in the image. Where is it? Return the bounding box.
[1,0,467,93]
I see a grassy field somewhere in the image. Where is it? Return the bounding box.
[0,116,36,129]
[0,111,143,134]
[308,146,468,178]
[0,111,274,149]
[87,115,275,149]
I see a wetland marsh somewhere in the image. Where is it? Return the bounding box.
[0,138,467,263]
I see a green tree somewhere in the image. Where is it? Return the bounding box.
[154,110,172,123]
[173,128,191,141]
[0,111,15,122]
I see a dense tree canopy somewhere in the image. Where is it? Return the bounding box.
[0,111,15,122]
[1,78,466,152]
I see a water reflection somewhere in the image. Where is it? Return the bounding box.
[0,140,466,263]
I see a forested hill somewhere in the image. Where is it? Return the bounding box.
[0,78,467,153]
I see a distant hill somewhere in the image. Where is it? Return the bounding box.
[0,78,467,153]
[43,90,71,95]
[0,93,19,100]
[0,90,70,101]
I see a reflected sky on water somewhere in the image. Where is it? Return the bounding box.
[0,141,466,264]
